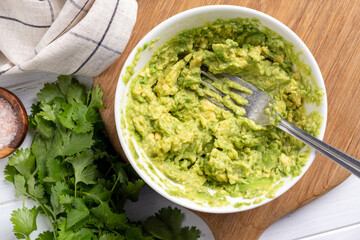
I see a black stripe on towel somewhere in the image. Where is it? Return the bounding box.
[69,31,122,55]
[0,16,51,28]
[71,0,121,74]
[52,0,90,41]
[46,0,55,23]
[0,67,12,75]
[69,0,89,12]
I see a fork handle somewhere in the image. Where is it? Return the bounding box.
[277,118,360,178]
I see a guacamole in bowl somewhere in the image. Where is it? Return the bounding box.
[115,6,327,213]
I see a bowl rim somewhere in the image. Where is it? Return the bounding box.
[114,5,328,213]
[0,87,28,158]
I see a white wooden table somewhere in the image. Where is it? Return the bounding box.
[1,72,359,240]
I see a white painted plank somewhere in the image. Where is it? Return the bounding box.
[260,175,360,240]
[299,222,360,240]
[299,224,360,240]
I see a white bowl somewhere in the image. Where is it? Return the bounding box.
[114,5,327,213]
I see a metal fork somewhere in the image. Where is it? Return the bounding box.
[200,70,360,178]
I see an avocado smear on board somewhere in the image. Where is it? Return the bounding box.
[125,18,323,207]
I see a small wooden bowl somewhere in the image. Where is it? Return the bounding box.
[0,87,28,158]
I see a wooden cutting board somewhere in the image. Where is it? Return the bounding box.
[94,0,360,239]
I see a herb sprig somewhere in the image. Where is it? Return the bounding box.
[4,76,200,240]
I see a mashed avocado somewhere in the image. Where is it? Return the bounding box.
[125,18,323,207]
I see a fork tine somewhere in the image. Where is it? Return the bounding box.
[201,70,249,103]
[221,73,259,94]
[201,70,221,83]
[200,71,227,98]
[200,70,247,115]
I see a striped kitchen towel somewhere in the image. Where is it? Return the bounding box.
[0,0,137,77]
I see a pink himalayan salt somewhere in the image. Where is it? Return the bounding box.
[0,97,18,149]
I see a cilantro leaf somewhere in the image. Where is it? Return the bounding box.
[126,225,153,240]
[72,104,94,133]
[33,115,54,138]
[59,194,73,205]
[87,85,104,109]
[37,83,64,103]
[27,177,45,200]
[66,81,86,104]
[31,136,48,180]
[85,183,111,203]
[58,103,75,129]
[54,181,70,195]
[14,174,27,197]
[119,179,145,202]
[57,75,73,95]
[66,198,89,230]
[36,231,54,240]
[144,216,173,240]
[179,226,201,240]
[114,163,129,183]
[99,233,124,240]
[29,103,41,128]
[46,124,94,158]
[38,103,57,122]
[8,149,35,180]
[157,207,183,235]
[48,183,67,218]
[85,106,101,124]
[59,102,93,133]
[66,151,98,186]
[90,202,128,230]
[144,207,201,240]
[58,228,95,240]
[11,207,39,239]
[54,126,94,157]
[4,165,16,183]
[43,157,70,183]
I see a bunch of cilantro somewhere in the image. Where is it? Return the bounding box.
[4,76,200,240]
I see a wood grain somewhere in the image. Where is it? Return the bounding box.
[94,0,360,239]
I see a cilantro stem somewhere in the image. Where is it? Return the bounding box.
[24,193,58,240]
[109,199,115,210]
[110,178,119,193]
[36,200,58,240]
[109,165,121,194]
[79,191,102,203]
